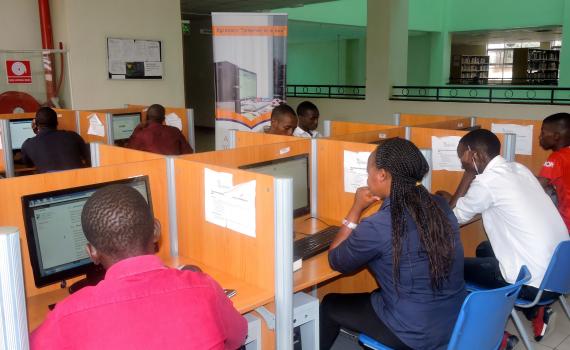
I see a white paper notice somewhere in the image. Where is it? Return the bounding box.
[144,62,162,77]
[109,60,126,75]
[204,168,256,237]
[432,136,462,171]
[279,147,290,155]
[87,114,105,137]
[344,150,371,193]
[491,123,533,155]
[165,113,183,131]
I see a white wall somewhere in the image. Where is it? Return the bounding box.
[52,0,185,109]
[0,0,42,49]
[289,0,570,124]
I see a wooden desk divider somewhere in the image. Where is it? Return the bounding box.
[396,113,471,127]
[172,158,276,314]
[329,127,406,143]
[78,110,112,144]
[477,117,547,173]
[413,117,473,130]
[0,111,78,177]
[326,120,401,137]
[234,130,299,148]
[0,158,170,302]
[98,143,165,166]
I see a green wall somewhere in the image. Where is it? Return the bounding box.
[407,33,431,85]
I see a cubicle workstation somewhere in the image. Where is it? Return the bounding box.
[395,113,474,127]
[323,120,403,137]
[234,130,299,148]
[77,108,144,146]
[126,104,196,151]
[0,111,79,177]
[0,156,171,331]
[328,126,406,144]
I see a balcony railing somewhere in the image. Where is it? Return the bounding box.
[286,85,365,100]
[391,85,570,105]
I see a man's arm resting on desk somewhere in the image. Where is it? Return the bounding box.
[209,276,248,349]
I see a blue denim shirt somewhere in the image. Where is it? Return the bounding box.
[329,196,466,350]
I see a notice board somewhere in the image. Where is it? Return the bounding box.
[107,37,163,80]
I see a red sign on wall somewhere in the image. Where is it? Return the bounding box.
[6,60,32,84]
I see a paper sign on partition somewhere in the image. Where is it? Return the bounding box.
[432,136,463,171]
[491,123,533,155]
[87,114,105,137]
[204,168,256,237]
[165,113,183,131]
[344,150,371,193]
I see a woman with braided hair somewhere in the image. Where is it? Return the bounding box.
[320,138,466,350]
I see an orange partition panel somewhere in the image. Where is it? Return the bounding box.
[316,138,379,221]
[0,159,170,298]
[182,139,311,168]
[78,111,109,143]
[477,118,547,174]
[399,113,467,126]
[235,130,299,147]
[329,127,406,143]
[330,121,398,136]
[415,117,472,130]
[53,109,78,132]
[174,159,275,294]
[98,143,164,166]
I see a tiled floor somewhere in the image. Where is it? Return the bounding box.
[505,296,570,350]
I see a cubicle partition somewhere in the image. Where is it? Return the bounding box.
[325,120,401,137]
[234,130,299,148]
[396,113,470,126]
[328,126,406,143]
[413,117,473,130]
[477,117,546,173]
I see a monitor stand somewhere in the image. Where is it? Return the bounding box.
[68,266,106,294]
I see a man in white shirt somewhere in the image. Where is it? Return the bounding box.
[293,101,320,138]
[443,129,568,343]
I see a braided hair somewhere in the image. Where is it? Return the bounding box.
[375,138,455,290]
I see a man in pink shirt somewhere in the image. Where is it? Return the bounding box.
[30,184,247,350]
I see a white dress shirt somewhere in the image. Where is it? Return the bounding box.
[293,127,320,138]
[454,155,568,288]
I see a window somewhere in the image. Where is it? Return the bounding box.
[487,42,540,83]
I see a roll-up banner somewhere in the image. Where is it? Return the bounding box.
[212,13,288,149]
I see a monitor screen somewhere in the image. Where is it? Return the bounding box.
[22,176,152,288]
[10,119,35,150]
[239,154,310,217]
[239,68,257,100]
[112,113,141,142]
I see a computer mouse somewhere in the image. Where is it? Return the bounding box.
[178,264,202,272]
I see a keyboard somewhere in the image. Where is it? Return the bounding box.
[294,225,340,261]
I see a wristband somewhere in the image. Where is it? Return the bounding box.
[342,218,358,230]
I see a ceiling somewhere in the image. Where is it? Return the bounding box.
[180,0,334,15]
[451,26,563,46]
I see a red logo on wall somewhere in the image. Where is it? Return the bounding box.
[6,60,32,84]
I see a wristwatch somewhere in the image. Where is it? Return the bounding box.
[342,218,358,230]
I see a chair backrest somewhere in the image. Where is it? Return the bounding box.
[540,240,570,294]
[446,266,531,350]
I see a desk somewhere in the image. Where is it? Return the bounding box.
[27,255,274,332]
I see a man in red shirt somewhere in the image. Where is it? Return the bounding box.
[30,184,247,350]
[128,104,193,155]
[538,113,570,232]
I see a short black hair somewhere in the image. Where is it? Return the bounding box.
[296,101,319,117]
[543,113,570,131]
[81,184,154,258]
[35,107,58,129]
[147,104,166,123]
[459,129,501,158]
[271,103,296,121]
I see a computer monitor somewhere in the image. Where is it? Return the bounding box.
[239,154,310,217]
[112,113,141,144]
[9,119,35,150]
[22,176,152,292]
[238,68,257,100]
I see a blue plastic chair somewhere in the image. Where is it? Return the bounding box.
[359,266,531,350]
[471,241,570,350]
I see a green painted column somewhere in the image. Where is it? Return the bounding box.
[429,31,451,85]
[558,0,570,87]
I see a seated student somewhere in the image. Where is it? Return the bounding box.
[293,101,320,138]
[21,107,90,173]
[538,113,570,232]
[321,138,466,350]
[128,104,193,155]
[31,184,247,350]
[443,129,568,343]
[266,103,297,136]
